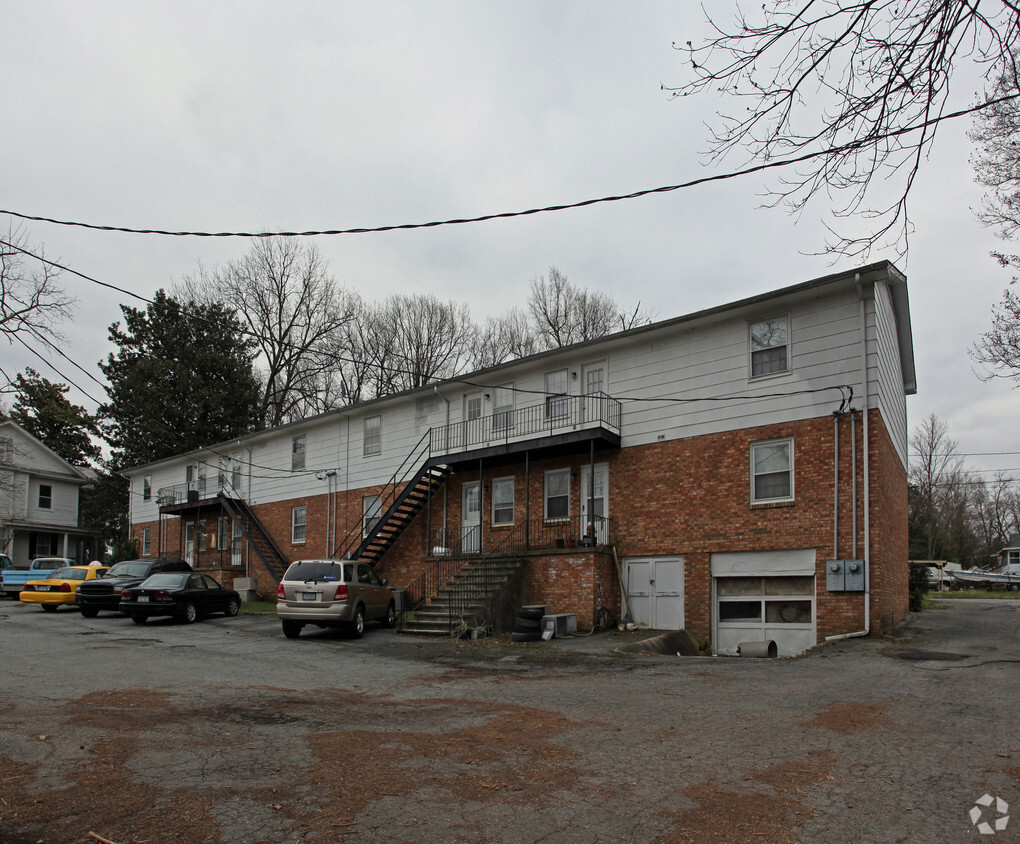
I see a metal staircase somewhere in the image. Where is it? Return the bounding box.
[218,494,289,582]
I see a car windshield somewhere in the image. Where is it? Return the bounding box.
[285,561,345,582]
[51,568,87,581]
[139,573,188,589]
[106,562,152,578]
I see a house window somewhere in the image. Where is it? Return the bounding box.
[292,506,307,544]
[363,495,382,537]
[142,475,152,501]
[544,469,570,520]
[292,435,306,471]
[750,316,789,377]
[493,383,514,430]
[142,527,152,556]
[492,477,515,526]
[466,395,482,421]
[38,485,52,509]
[0,436,13,464]
[545,369,569,418]
[231,521,243,566]
[198,520,207,552]
[364,415,382,456]
[218,517,230,552]
[751,439,794,503]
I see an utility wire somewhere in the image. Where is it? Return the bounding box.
[1,95,1015,240]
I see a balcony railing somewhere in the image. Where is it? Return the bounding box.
[430,392,621,457]
[429,514,611,559]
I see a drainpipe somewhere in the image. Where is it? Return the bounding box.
[833,413,840,560]
[827,274,871,641]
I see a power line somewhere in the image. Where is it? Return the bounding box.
[1,95,1014,240]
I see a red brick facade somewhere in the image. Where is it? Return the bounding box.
[133,410,908,649]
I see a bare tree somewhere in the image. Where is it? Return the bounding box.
[971,280,1020,381]
[0,224,75,357]
[971,57,1020,248]
[528,267,620,348]
[178,238,359,426]
[367,294,476,395]
[472,308,539,369]
[668,2,1020,259]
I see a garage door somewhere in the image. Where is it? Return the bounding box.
[625,557,684,630]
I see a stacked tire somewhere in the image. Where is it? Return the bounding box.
[511,606,545,642]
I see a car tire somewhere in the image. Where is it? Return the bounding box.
[41,604,58,612]
[384,601,396,628]
[80,607,99,618]
[225,597,240,617]
[182,602,198,624]
[349,605,365,639]
[132,614,148,625]
[282,620,303,639]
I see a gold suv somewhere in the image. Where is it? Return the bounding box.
[276,559,396,639]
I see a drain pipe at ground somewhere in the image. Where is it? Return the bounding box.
[826,275,871,643]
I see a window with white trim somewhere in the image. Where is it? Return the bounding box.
[38,484,52,509]
[143,475,152,501]
[544,469,570,520]
[142,527,152,556]
[364,415,382,456]
[362,495,382,537]
[492,477,515,525]
[749,316,789,377]
[751,439,794,503]
[292,435,306,471]
[545,369,569,418]
[292,506,307,544]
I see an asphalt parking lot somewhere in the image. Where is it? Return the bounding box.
[1,597,1018,843]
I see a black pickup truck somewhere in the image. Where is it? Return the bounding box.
[76,558,192,617]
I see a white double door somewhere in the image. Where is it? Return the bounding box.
[625,557,684,630]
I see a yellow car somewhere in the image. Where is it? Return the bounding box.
[20,566,110,611]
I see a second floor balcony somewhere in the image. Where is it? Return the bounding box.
[430,392,621,462]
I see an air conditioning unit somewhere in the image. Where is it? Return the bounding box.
[541,613,577,638]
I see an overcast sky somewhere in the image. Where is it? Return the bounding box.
[2,1,1018,482]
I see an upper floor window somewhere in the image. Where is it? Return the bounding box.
[292,506,307,544]
[292,435,306,471]
[364,415,382,456]
[142,475,152,501]
[38,484,52,509]
[545,369,569,418]
[751,439,794,503]
[493,383,514,430]
[750,316,789,377]
[0,436,13,464]
[492,477,515,526]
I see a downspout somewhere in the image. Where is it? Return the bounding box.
[833,413,839,560]
[827,274,871,641]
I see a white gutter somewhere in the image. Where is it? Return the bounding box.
[827,274,871,642]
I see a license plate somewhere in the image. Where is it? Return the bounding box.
[302,592,317,601]
[38,585,50,592]
[137,595,149,602]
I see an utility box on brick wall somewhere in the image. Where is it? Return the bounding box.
[826,560,865,592]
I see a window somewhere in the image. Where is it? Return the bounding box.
[218,517,230,552]
[142,475,152,501]
[38,485,52,509]
[750,316,789,377]
[0,436,13,464]
[364,415,382,456]
[142,527,151,556]
[465,395,482,421]
[292,435,306,471]
[198,520,207,552]
[545,370,569,418]
[363,495,382,537]
[544,469,570,520]
[751,439,793,503]
[493,383,514,430]
[492,477,515,526]
[292,506,307,544]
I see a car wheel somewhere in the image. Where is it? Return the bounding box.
[41,604,58,612]
[80,607,99,618]
[384,601,396,628]
[132,614,148,625]
[182,602,198,624]
[349,605,365,639]
[225,597,240,617]
[281,620,302,639]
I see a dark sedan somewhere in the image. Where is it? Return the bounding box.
[120,573,241,624]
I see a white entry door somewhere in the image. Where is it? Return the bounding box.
[579,464,609,543]
[462,482,481,554]
[625,557,684,630]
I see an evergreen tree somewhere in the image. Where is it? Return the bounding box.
[98,290,262,468]
[10,367,101,466]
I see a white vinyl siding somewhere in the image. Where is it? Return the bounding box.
[872,282,909,467]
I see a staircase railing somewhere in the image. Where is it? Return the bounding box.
[330,430,434,560]
[444,521,528,632]
[218,492,288,581]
